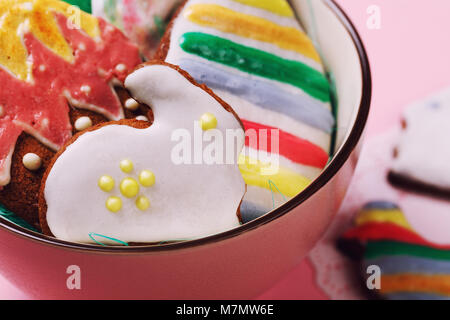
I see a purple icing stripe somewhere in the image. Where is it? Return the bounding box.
[178,58,335,133]
[240,201,268,223]
[385,292,450,300]
[365,255,450,275]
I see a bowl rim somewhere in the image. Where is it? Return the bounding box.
[0,0,372,253]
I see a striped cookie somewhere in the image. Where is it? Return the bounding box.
[339,201,450,300]
[159,0,334,220]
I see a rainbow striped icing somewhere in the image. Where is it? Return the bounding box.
[340,201,450,300]
[165,0,334,221]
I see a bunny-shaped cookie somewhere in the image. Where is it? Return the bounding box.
[40,62,246,244]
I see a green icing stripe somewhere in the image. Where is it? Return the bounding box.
[179,32,331,103]
[0,203,38,232]
[154,16,167,37]
[62,0,92,13]
[365,241,450,261]
[104,0,119,25]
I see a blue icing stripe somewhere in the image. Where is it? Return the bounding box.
[385,292,450,300]
[240,201,269,224]
[363,201,400,210]
[365,256,450,275]
[178,58,335,133]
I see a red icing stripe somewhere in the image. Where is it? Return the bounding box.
[0,14,141,185]
[342,223,450,251]
[242,119,329,168]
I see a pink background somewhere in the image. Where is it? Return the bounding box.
[2,0,450,299]
[259,0,450,299]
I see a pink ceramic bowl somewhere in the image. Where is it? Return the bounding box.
[0,0,371,299]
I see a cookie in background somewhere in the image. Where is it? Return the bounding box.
[338,201,450,300]
[389,87,450,199]
[0,0,144,230]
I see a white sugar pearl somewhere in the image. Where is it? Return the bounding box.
[23,153,42,171]
[105,25,115,33]
[80,85,91,94]
[41,118,49,128]
[115,64,127,73]
[39,65,46,72]
[74,116,93,131]
[124,98,139,111]
[136,115,149,122]
[78,43,86,51]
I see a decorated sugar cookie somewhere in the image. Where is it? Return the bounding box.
[0,0,143,230]
[389,87,450,199]
[339,201,450,300]
[40,62,246,244]
[159,0,334,220]
[91,0,182,59]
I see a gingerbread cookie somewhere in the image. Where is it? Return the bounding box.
[158,0,334,220]
[339,201,450,300]
[389,88,450,199]
[39,62,246,244]
[0,0,144,230]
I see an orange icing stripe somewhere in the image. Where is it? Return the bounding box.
[184,4,321,62]
[381,274,450,296]
[355,208,413,230]
[231,0,294,17]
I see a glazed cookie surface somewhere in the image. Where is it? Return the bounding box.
[0,0,143,229]
[339,201,450,300]
[389,88,450,198]
[41,62,246,244]
[159,0,334,220]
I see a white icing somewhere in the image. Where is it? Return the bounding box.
[0,146,15,186]
[22,153,42,171]
[12,119,61,151]
[63,86,124,121]
[41,117,49,129]
[18,2,33,11]
[74,116,93,131]
[124,98,139,111]
[115,63,127,73]
[135,115,149,122]
[80,85,91,94]
[45,65,245,244]
[391,88,450,189]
